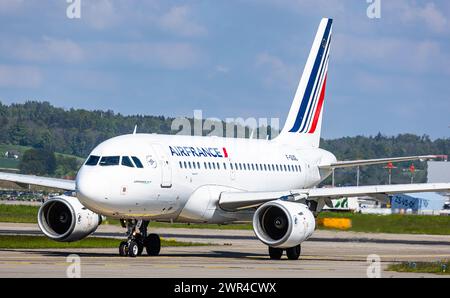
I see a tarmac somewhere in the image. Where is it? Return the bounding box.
[1,223,450,278]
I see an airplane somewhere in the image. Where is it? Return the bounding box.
[1,18,449,260]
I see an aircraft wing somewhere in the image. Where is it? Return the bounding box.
[319,155,437,169]
[219,183,450,211]
[0,172,76,191]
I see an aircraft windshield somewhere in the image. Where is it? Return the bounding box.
[85,155,100,166]
[99,156,120,166]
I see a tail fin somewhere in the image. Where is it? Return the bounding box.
[274,18,333,148]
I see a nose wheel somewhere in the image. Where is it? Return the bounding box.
[118,220,161,258]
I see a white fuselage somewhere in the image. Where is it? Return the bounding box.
[76,134,336,223]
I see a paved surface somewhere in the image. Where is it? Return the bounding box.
[1,223,450,278]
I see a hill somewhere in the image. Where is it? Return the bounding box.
[0,101,449,184]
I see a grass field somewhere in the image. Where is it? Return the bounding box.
[0,144,84,170]
[2,204,450,235]
[316,212,450,235]
[0,235,211,249]
[387,261,450,275]
[0,204,40,223]
[0,158,20,169]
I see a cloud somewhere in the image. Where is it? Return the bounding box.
[387,0,449,34]
[0,0,25,14]
[1,37,84,64]
[158,5,207,37]
[82,0,121,30]
[92,41,203,69]
[333,33,450,75]
[0,65,42,88]
[215,65,230,74]
[255,53,298,89]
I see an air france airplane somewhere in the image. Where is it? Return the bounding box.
[2,18,449,260]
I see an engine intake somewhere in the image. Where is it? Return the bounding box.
[38,196,101,242]
[253,200,315,248]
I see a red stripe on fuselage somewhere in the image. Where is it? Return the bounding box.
[223,147,228,158]
[308,74,328,134]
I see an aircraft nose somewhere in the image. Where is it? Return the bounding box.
[76,167,106,211]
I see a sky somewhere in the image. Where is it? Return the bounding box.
[0,0,449,139]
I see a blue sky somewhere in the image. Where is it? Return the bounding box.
[0,0,449,139]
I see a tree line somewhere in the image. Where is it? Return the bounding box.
[1,101,449,184]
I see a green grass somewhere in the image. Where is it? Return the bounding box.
[317,212,450,235]
[0,158,20,169]
[387,261,450,275]
[0,204,39,223]
[3,204,450,235]
[0,235,211,249]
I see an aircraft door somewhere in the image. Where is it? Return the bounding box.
[151,144,172,188]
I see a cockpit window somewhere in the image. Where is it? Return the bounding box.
[121,156,135,168]
[131,156,144,168]
[99,156,120,166]
[85,155,100,166]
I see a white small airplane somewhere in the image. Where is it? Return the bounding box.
[1,18,449,260]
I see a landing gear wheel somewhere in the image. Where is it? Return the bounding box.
[134,234,144,256]
[268,247,283,260]
[144,234,161,256]
[128,241,139,258]
[286,245,301,260]
[119,241,128,257]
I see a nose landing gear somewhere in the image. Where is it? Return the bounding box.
[118,219,161,258]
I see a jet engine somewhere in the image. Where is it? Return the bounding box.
[38,195,102,242]
[253,200,315,248]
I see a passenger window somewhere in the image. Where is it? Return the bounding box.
[100,156,120,166]
[121,156,135,168]
[223,163,227,170]
[132,157,144,168]
[85,155,100,166]
[197,162,201,169]
[179,161,183,169]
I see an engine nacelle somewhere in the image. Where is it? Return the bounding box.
[253,200,315,248]
[38,195,102,242]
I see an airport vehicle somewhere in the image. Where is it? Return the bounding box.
[1,18,449,260]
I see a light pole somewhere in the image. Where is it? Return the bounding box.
[384,162,397,185]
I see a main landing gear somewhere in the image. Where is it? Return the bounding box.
[268,244,301,260]
[118,219,161,258]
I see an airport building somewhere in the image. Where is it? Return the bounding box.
[391,192,447,215]
[427,161,450,184]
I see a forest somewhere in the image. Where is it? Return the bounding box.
[0,101,448,185]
